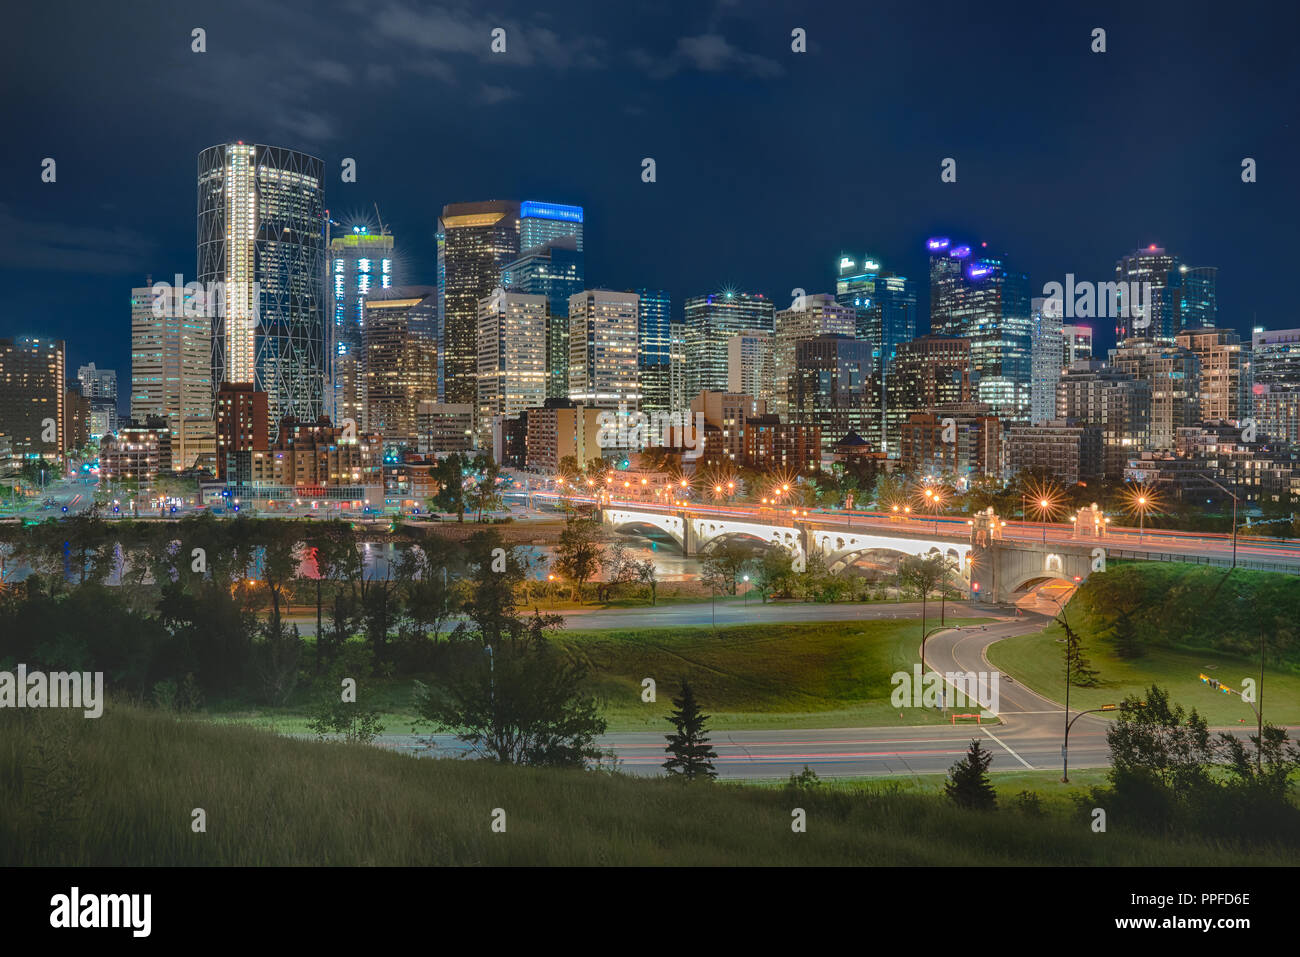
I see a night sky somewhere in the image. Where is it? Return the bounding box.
[3,0,1297,399]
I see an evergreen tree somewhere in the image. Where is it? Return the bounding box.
[944,738,997,810]
[1061,617,1101,687]
[663,680,718,781]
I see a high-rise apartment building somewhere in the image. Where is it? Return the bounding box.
[568,290,639,410]
[772,293,855,417]
[362,287,438,444]
[0,336,65,461]
[668,321,687,411]
[130,282,214,469]
[789,335,877,448]
[1057,360,1152,477]
[683,291,773,399]
[437,201,520,405]
[1175,327,1248,425]
[1062,324,1094,363]
[198,143,326,436]
[329,225,394,426]
[1109,338,1201,450]
[214,382,268,480]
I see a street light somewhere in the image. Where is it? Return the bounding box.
[1062,704,1118,782]
[1193,472,1240,570]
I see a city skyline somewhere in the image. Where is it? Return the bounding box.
[2,1,1294,384]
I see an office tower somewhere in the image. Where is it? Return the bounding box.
[361,287,438,445]
[683,290,774,399]
[501,239,584,399]
[1167,265,1217,331]
[568,290,640,410]
[437,201,520,405]
[772,293,855,417]
[691,392,767,465]
[884,335,972,458]
[727,332,774,403]
[64,385,90,452]
[634,288,672,413]
[927,239,1032,417]
[198,143,326,437]
[669,321,687,411]
[1062,324,1094,363]
[329,225,395,426]
[214,382,269,480]
[519,200,583,253]
[77,362,118,435]
[1108,339,1201,450]
[789,335,877,447]
[1174,327,1247,425]
[130,283,215,469]
[1030,296,1065,425]
[416,401,475,454]
[1114,245,1178,340]
[835,255,918,366]
[0,336,64,461]
[477,291,548,443]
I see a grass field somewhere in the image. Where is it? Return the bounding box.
[4,704,1293,866]
[204,619,993,734]
[986,622,1300,726]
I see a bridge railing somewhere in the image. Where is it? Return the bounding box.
[1103,548,1300,575]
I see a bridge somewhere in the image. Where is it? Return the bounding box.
[596,499,1300,604]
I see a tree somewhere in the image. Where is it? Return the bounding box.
[701,541,750,596]
[897,553,952,604]
[1060,616,1100,687]
[430,453,472,522]
[468,454,504,522]
[749,547,796,603]
[598,538,639,602]
[944,738,997,810]
[634,559,658,606]
[415,611,606,768]
[1107,684,1216,795]
[553,514,605,602]
[663,680,717,781]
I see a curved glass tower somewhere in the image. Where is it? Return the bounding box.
[198,143,325,438]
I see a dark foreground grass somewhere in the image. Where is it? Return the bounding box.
[2,703,1293,865]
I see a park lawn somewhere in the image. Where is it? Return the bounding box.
[986,622,1300,726]
[555,619,994,731]
[203,619,995,734]
[5,703,1294,866]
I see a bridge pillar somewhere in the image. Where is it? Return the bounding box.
[681,510,697,557]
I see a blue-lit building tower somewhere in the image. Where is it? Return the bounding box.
[634,288,672,412]
[329,225,394,427]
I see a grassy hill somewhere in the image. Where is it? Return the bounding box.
[2,703,1294,866]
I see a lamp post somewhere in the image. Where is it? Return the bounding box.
[1062,704,1117,783]
[1193,472,1239,570]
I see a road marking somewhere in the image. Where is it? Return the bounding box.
[981,726,1034,769]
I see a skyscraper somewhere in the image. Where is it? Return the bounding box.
[634,288,672,413]
[130,282,215,469]
[329,225,394,427]
[501,239,584,399]
[1175,327,1248,424]
[1108,339,1200,450]
[929,240,1032,417]
[568,290,640,410]
[77,362,118,436]
[669,321,687,411]
[835,255,918,367]
[883,335,972,457]
[1030,296,1064,425]
[727,331,774,403]
[683,291,774,400]
[477,291,548,435]
[0,336,64,461]
[790,335,877,447]
[363,287,438,444]
[772,293,856,417]
[1114,245,1178,340]
[1167,265,1217,331]
[437,201,520,405]
[198,143,326,438]
[1062,324,1094,363]
[519,200,584,253]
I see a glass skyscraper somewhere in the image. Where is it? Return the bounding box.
[683,290,774,399]
[634,288,672,412]
[835,255,917,367]
[329,225,394,427]
[501,239,585,399]
[519,200,584,253]
[198,143,326,438]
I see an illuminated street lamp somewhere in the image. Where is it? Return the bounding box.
[1062,704,1118,782]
